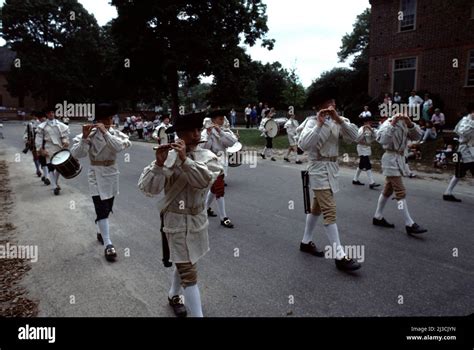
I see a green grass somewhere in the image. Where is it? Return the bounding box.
[239,129,446,166]
[238,129,290,149]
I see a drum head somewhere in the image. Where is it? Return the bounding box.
[265,119,278,138]
[51,150,71,165]
[227,141,242,153]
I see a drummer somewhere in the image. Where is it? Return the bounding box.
[70,103,131,262]
[152,114,175,144]
[259,107,277,161]
[35,106,70,195]
[201,109,238,228]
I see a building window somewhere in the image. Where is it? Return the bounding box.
[399,0,417,31]
[467,50,474,86]
[393,57,417,95]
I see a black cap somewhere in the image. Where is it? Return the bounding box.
[313,86,339,108]
[168,112,206,133]
[95,103,118,121]
[42,105,56,114]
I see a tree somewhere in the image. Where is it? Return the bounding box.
[282,67,306,110]
[338,8,370,66]
[1,0,103,105]
[111,0,274,116]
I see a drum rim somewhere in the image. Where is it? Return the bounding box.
[51,149,71,165]
[227,141,243,153]
[264,119,278,137]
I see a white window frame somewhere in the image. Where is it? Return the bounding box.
[398,0,417,32]
[392,56,418,94]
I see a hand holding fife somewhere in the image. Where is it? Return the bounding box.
[155,144,172,166]
[170,139,187,162]
[96,123,108,134]
[82,124,94,139]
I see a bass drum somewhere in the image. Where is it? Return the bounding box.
[51,149,82,179]
[227,141,243,167]
[264,119,279,138]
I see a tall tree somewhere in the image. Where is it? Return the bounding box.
[1,0,103,105]
[111,0,274,116]
[282,67,306,110]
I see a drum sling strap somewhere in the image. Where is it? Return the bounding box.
[158,173,188,268]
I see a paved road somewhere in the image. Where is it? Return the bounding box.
[1,122,473,317]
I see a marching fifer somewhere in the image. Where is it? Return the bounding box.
[284,112,302,164]
[259,107,277,161]
[443,104,474,202]
[298,89,362,271]
[202,110,238,228]
[372,113,427,235]
[138,112,222,318]
[352,117,381,189]
[71,103,131,262]
[35,106,70,195]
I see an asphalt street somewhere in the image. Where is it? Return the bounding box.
[1,122,473,317]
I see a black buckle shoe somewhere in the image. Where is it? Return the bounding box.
[284,157,290,162]
[207,208,217,217]
[443,194,462,202]
[36,170,42,177]
[168,295,187,318]
[369,183,381,189]
[105,244,117,261]
[373,217,395,228]
[299,241,325,257]
[406,223,427,235]
[97,233,104,245]
[44,178,51,185]
[335,257,361,271]
[295,160,302,164]
[221,217,234,228]
[53,187,60,195]
[352,180,365,186]
[260,153,266,159]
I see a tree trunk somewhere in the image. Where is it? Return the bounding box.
[167,61,180,118]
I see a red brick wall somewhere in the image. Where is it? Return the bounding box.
[369,0,474,125]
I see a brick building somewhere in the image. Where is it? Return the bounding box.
[369,0,474,125]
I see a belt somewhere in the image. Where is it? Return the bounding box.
[316,156,338,162]
[90,159,116,166]
[167,204,205,215]
[386,150,405,156]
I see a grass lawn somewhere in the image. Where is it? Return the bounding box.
[238,129,446,167]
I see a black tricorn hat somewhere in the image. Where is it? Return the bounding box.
[95,103,118,121]
[42,105,56,114]
[208,109,230,119]
[168,112,206,133]
[313,86,339,108]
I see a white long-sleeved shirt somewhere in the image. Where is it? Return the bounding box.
[376,118,423,176]
[35,119,70,161]
[138,149,222,264]
[298,115,358,193]
[201,126,237,176]
[455,114,474,163]
[355,126,376,156]
[71,128,131,199]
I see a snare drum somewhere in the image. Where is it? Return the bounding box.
[227,141,243,167]
[264,119,279,138]
[51,149,82,179]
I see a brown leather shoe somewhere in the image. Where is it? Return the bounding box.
[300,241,325,257]
[168,295,187,318]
